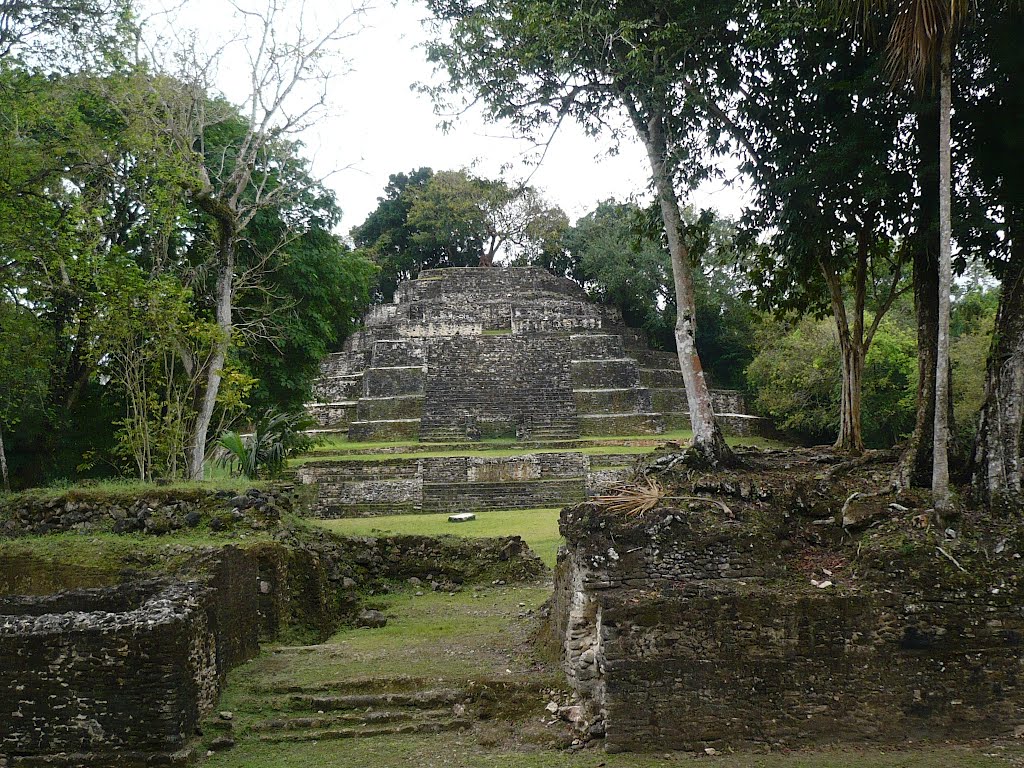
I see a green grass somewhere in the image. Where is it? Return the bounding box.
[216,585,552,696]
[292,444,654,466]
[293,433,783,467]
[203,729,1022,768]
[0,530,274,595]
[302,430,785,459]
[316,508,563,567]
[2,476,266,504]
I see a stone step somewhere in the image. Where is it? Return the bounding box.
[579,412,665,437]
[639,367,685,388]
[306,401,357,430]
[251,707,452,732]
[569,333,626,360]
[248,675,440,696]
[642,387,750,414]
[573,387,652,414]
[370,339,425,367]
[571,359,641,388]
[629,348,678,368]
[319,349,371,377]
[312,373,364,401]
[355,394,425,421]
[362,366,426,398]
[255,718,473,743]
[290,688,465,712]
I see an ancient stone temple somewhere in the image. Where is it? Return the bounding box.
[307,267,761,441]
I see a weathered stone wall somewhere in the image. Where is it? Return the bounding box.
[553,503,1024,752]
[296,452,617,517]
[0,547,259,766]
[420,334,579,440]
[0,486,299,539]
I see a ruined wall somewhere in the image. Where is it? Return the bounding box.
[0,547,259,766]
[0,486,299,538]
[296,452,610,517]
[555,503,1024,752]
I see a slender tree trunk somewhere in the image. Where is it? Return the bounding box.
[0,424,9,494]
[640,114,730,465]
[897,97,943,488]
[932,36,953,511]
[187,236,235,481]
[836,341,866,453]
[971,244,1024,507]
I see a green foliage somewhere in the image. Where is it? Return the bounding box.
[239,226,377,413]
[353,168,567,299]
[564,200,674,346]
[0,301,50,433]
[217,410,314,480]
[747,316,917,447]
[562,200,759,387]
[950,288,998,452]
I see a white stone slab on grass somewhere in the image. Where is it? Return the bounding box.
[448,513,476,523]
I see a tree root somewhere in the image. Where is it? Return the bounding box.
[823,449,900,483]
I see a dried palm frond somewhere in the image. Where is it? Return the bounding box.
[593,477,666,517]
[593,477,736,518]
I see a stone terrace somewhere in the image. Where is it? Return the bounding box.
[301,266,768,519]
[307,267,764,442]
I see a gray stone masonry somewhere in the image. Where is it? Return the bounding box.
[306,267,768,442]
[553,502,1024,752]
[296,452,616,518]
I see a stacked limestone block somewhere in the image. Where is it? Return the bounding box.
[306,267,764,441]
[553,502,1024,752]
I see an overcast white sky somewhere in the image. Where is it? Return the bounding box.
[141,0,747,235]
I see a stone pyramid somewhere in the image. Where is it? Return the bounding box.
[308,266,761,442]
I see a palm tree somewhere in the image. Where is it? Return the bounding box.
[846,0,971,512]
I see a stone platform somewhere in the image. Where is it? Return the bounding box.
[294,450,639,518]
[550,454,1024,752]
[307,267,765,442]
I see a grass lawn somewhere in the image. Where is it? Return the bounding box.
[1,475,265,504]
[203,737,1022,768]
[219,585,553,692]
[294,431,784,466]
[0,529,274,594]
[290,444,654,466]
[316,508,563,567]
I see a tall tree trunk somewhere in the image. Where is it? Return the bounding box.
[836,341,866,453]
[821,235,870,454]
[932,36,954,512]
[897,97,943,488]
[971,244,1024,507]
[640,114,730,465]
[0,424,9,494]
[187,236,235,481]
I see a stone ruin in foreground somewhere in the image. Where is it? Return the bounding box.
[300,267,766,518]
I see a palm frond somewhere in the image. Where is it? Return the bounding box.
[886,0,972,90]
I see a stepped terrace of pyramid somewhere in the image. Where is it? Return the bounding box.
[308,267,762,442]
[299,268,766,518]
